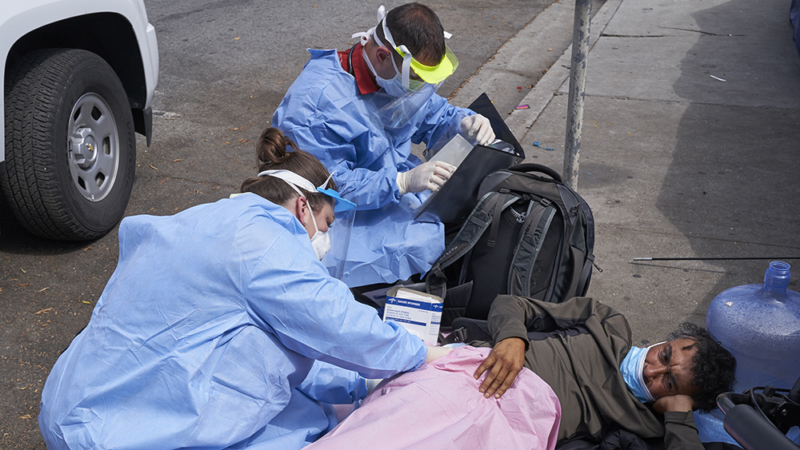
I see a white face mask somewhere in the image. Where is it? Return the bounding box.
[307,212,331,261]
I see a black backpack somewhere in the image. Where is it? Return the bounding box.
[425,164,598,327]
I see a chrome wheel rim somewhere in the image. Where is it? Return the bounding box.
[67,93,120,202]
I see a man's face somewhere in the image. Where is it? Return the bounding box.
[643,338,699,399]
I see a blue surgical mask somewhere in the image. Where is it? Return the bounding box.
[362,48,411,98]
[620,345,656,403]
[377,74,409,98]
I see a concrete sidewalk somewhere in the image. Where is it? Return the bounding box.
[460,0,800,344]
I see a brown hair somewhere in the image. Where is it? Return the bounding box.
[378,3,446,66]
[240,127,336,212]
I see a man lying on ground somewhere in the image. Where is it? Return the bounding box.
[468,295,736,450]
[307,296,736,450]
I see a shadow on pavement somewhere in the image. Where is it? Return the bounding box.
[0,195,95,256]
[659,0,800,322]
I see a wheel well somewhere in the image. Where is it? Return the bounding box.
[6,13,149,136]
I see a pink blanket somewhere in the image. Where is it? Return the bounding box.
[308,346,561,450]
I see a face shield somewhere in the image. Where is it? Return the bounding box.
[354,5,459,129]
[258,170,356,279]
[321,195,358,281]
[314,172,359,280]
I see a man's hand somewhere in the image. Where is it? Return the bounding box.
[473,337,526,399]
[653,394,695,413]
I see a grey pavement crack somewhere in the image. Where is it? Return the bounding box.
[607,225,800,251]
[601,33,666,38]
[137,174,238,190]
[601,28,744,38]
[658,26,744,36]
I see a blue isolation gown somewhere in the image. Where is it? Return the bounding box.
[273,49,474,287]
[38,194,427,450]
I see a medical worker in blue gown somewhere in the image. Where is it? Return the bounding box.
[38,127,451,450]
[273,3,496,287]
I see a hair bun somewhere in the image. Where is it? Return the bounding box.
[257,127,291,171]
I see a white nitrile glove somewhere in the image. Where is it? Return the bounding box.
[365,378,383,394]
[459,114,495,146]
[425,345,453,364]
[396,161,456,196]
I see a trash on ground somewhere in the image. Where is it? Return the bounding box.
[533,141,555,151]
[516,105,530,110]
[710,75,726,82]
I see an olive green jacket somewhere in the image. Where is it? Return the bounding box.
[471,296,702,450]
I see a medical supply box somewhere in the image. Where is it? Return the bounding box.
[383,287,443,346]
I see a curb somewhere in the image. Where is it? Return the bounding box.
[505,0,623,144]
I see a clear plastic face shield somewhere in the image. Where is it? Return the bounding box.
[354,5,459,129]
[318,186,358,281]
[258,170,357,280]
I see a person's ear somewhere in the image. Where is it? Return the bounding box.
[293,196,307,226]
[374,45,392,67]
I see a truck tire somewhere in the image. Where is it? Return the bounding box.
[1,48,136,240]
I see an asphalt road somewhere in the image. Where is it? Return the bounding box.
[0,0,561,447]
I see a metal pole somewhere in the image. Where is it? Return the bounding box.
[563,0,593,190]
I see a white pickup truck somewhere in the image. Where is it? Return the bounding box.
[0,0,158,240]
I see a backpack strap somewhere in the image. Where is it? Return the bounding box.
[458,248,473,285]
[449,317,493,342]
[487,189,510,248]
[439,327,469,345]
[507,198,556,298]
[542,203,572,303]
[426,191,519,299]
[576,252,595,297]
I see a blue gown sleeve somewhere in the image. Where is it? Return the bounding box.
[244,228,428,379]
[411,95,475,150]
[297,360,368,404]
[272,63,404,211]
[279,120,401,211]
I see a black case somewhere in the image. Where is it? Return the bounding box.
[414,93,525,226]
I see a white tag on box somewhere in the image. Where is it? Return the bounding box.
[382,287,443,345]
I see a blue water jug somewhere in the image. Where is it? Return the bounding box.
[706,261,800,392]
